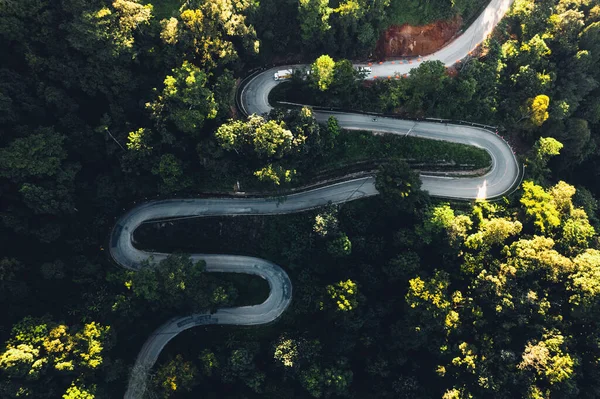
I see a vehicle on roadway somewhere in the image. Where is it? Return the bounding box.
[273,69,293,80]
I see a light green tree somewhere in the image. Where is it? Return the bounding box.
[520,181,561,232]
[74,322,109,369]
[506,235,573,281]
[273,336,299,368]
[254,164,296,185]
[126,128,152,152]
[310,55,336,91]
[421,204,473,245]
[160,17,178,44]
[92,0,153,52]
[214,118,250,152]
[464,217,522,249]
[0,317,110,397]
[253,120,295,157]
[63,382,95,399]
[443,387,473,399]
[534,136,563,163]
[518,330,575,385]
[325,279,358,311]
[111,0,153,47]
[175,0,257,70]
[406,270,460,332]
[561,208,595,253]
[215,115,304,159]
[525,94,550,126]
[313,208,339,237]
[527,137,563,181]
[568,249,600,308]
[147,61,217,134]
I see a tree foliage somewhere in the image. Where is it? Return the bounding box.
[3,0,600,398]
[525,95,551,127]
[375,159,425,210]
[122,254,230,313]
[325,279,359,311]
[153,354,198,398]
[527,136,563,182]
[167,0,258,69]
[147,61,218,134]
[62,383,96,399]
[310,55,336,91]
[215,114,304,158]
[0,317,109,398]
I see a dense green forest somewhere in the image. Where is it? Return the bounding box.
[2,0,600,398]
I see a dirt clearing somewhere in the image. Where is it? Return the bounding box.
[375,16,462,59]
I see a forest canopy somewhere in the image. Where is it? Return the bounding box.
[2,0,600,398]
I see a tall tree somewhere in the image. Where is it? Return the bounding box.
[298,0,332,49]
[169,0,258,69]
[146,61,217,135]
[215,114,305,159]
[526,136,563,182]
[310,55,336,92]
[524,94,551,127]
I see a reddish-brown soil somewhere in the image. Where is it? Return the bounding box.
[375,16,463,59]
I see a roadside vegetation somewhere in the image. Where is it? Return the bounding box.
[135,160,600,399]
[205,109,491,192]
[253,0,489,61]
[385,0,488,26]
[275,0,600,193]
[2,0,600,398]
[325,129,491,171]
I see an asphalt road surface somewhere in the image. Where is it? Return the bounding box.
[116,179,377,398]
[240,0,514,116]
[117,0,517,396]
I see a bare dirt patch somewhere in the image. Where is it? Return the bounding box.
[375,16,462,59]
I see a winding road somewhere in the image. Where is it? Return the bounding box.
[115,0,517,396]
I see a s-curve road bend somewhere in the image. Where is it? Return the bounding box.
[240,0,519,200]
[113,179,378,398]
[240,0,515,117]
[117,0,519,396]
